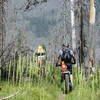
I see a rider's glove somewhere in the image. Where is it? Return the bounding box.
[56,63,59,67]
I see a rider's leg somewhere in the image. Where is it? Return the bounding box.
[70,74,73,87]
[69,65,73,87]
[61,73,64,83]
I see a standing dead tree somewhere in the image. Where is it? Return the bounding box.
[88,0,96,68]
[0,0,6,80]
[70,0,76,50]
[75,0,96,76]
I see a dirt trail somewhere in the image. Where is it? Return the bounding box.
[58,93,66,100]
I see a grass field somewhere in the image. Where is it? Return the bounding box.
[0,55,100,100]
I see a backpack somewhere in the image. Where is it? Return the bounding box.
[61,48,72,62]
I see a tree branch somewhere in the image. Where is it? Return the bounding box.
[24,0,47,11]
[0,90,20,100]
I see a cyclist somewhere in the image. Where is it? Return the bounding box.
[56,44,76,86]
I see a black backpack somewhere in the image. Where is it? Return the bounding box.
[61,48,72,62]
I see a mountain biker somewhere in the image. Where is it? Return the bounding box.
[56,44,76,87]
[34,45,47,65]
[34,45,47,77]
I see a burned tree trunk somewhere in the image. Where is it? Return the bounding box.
[0,0,5,80]
[80,0,86,68]
[76,0,96,77]
[88,0,96,68]
[75,0,85,68]
[0,0,4,55]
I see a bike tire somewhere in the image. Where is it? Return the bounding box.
[65,74,70,94]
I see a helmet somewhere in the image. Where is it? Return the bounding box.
[66,43,70,47]
[62,44,65,47]
[36,45,46,53]
[62,43,70,47]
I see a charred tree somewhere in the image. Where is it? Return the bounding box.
[80,0,84,68]
[88,0,96,68]
[0,0,5,80]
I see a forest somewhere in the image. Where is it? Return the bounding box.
[0,0,100,100]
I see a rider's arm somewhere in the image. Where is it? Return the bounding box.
[57,49,63,60]
[56,49,63,67]
[72,56,76,64]
[70,50,76,64]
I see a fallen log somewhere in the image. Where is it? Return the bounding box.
[0,90,20,100]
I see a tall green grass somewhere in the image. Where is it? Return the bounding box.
[0,53,100,100]
[65,66,100,100]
